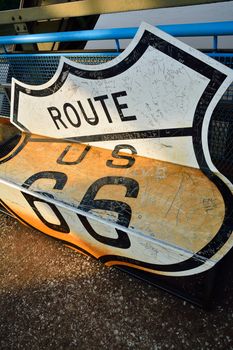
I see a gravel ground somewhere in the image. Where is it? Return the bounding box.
[0,212,232,350]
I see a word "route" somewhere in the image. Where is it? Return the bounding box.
[47,90,137,130]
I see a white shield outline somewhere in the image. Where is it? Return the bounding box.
[9,23,233,275]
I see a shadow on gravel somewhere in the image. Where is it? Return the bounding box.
[0,214,232,350]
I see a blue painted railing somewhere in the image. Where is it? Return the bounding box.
[0,21,232,119]
[0,21,233,52]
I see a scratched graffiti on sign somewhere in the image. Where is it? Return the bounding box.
[11,23,233,170]
[5,23,233,276]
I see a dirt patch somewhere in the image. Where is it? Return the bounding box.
[0,213,232,350]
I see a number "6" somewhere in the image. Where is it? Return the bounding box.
[78,176,139,249]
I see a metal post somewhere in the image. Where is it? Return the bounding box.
[115,39,121,52]
[213,35,218,51]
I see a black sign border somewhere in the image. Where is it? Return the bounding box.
[11,28,233,273]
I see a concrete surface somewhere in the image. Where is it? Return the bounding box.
[0,212,232,350]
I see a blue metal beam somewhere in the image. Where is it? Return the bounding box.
[0,21,232,46]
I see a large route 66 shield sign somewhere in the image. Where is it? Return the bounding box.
[5,22,233,276]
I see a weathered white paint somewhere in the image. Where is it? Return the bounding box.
[7,23,233,277]
[10,23,233,173]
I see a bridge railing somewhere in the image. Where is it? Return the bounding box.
[0,21,232,118]
[0,20,233,53]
